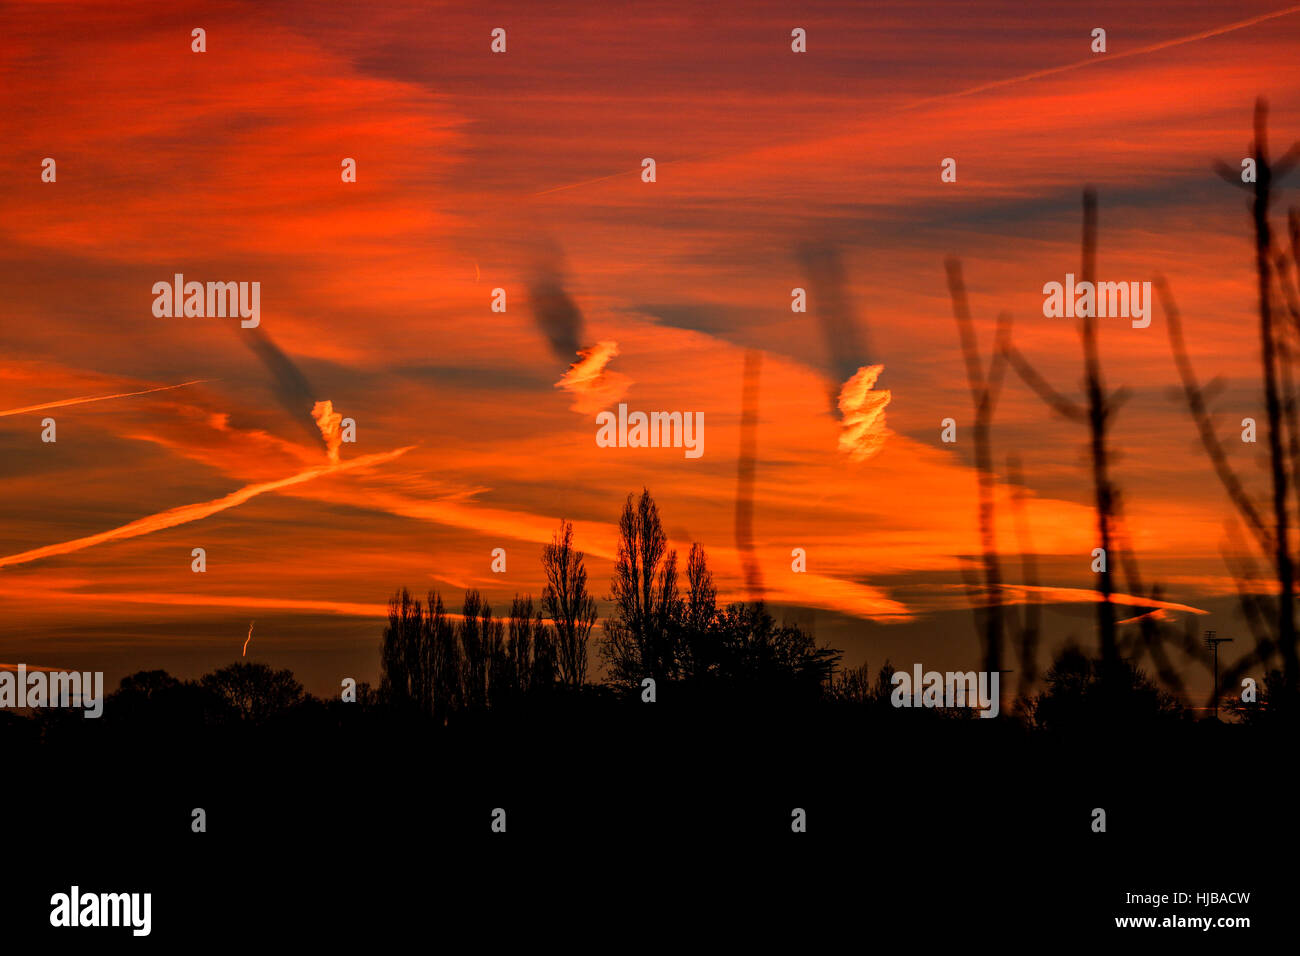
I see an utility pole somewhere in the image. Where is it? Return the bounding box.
[1204,630,1235,719]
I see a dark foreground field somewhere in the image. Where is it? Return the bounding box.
[3,701,1290,945]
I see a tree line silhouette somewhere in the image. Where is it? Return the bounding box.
[377,489,839,719]
[2,485,1295,749]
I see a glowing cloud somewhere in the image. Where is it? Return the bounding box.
[554,340,632,414]
[836,364,892,462]
[999,585,1208,615]
[311,400,344,463]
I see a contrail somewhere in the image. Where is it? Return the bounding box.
[530,149,733,198]
[243,621,254,657]
[532,165,644,197]
[524,6,1300,198]
[0,586,391,618]
[904,3,1300,109]
[0,380,211,418]
[0,446,413,569]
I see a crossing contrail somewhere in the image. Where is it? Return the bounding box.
[525,5,1300,197]
[0,379,211,418]
[904,3,1300,109]
[0,446,413,569]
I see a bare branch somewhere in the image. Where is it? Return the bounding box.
[945,258,987,405]
[1156,275,1274,555]
[1273,141,1300,181]
[1001,342,1087,422]
[1213,159,1252,191]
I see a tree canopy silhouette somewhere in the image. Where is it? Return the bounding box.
[200,661,306,723]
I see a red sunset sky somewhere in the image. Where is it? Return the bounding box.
[3,0,1300,698]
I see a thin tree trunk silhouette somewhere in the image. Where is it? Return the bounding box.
[1007,454,1042,697]
[1217,530,1278,694]
[999,190,1126,669]
[1274,211,1300,533]
[1157,279,1272,550]
[735,349,764,604]
[1078,190,1119,669]
[945,258,1009,683]
[1251,104,1296,691]
[1166,98,1300,691]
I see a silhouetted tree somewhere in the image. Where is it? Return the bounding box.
[1032,645,1180,731]
[1007,455,1043,697]
[505,594,556,697]
[709,602,839,700]
[460,590,489,709]
[1234,667,1299,724]
[680,542,718,679]
[542,520,597,688]
[506,594,533,695]
[601,490,841,698]
[484,600,507,706]
[106,669,212,729]
[428,591,460,721]
[833,661,873,704]
[379,588,430,713]
[200,661,306,723]
[115,669,182,699]
[602,489,682,686]
[874,661,897,708]
[531,607,558,692]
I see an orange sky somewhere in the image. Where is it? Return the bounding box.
[2,0,1299,697]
